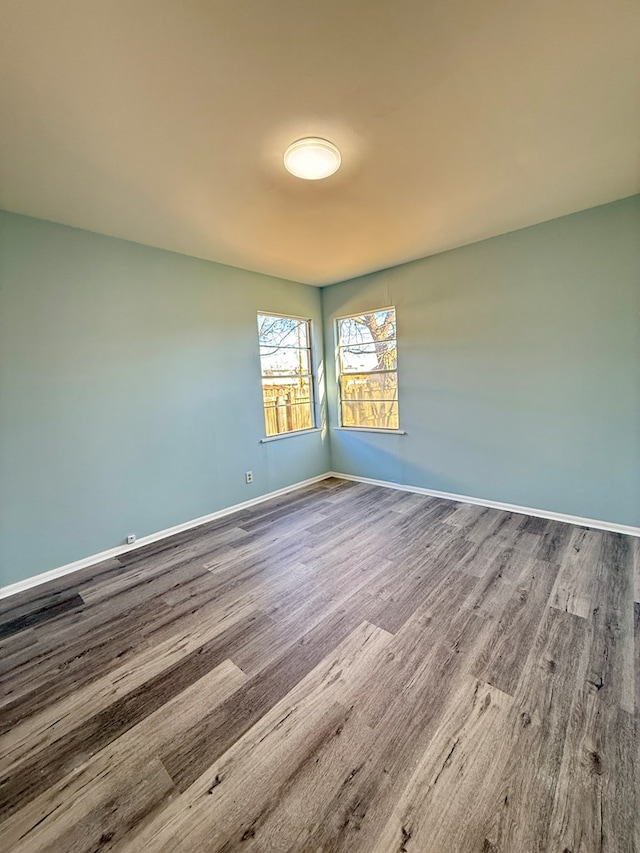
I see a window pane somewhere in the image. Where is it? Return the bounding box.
[264,401,314,436]
[260,346,310,376]
[337,310,396,347]
[257,313,315,436]
[339,341,397,373]
[341,400,399,430]
[258,314,309,349]
[340,372,398,401]
[336,307,399,431]
[262,376,312,402]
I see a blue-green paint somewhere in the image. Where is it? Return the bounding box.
[0,212,328,586]
[2,196,638,587]
[322,196,640,527]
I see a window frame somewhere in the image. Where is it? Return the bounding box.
[257,311,317,439]
[335,306,401,432]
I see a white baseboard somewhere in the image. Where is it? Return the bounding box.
[328,472,640,538]
[3,469,637,601]
[0,473,332,600]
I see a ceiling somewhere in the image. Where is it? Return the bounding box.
[1,0,639,286]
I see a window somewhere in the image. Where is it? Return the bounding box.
[336,308,399,430]
[258,313,315,437]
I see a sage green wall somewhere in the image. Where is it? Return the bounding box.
[0,212,328,586]
[323,195,640,527]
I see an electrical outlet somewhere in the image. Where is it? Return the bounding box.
[245,471,253,484]
[126,534,137,545]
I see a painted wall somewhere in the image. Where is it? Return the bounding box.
[323,195,640,528]
[0,212,328,586]
[2,195,638,586]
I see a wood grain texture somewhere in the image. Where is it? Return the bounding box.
[549,526,602,618]
[371,678,514,853]
[0,593,85,639]
[0,478,636,852]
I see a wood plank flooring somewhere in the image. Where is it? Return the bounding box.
[0,477,637,852]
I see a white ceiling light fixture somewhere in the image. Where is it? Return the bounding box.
[284,137,341,180]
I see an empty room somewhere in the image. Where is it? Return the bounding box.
[0,1,638,851]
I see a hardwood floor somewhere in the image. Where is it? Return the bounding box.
[0,477,637,852]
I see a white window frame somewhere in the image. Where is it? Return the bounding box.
[257,312,317,439]
[335,306,401,432]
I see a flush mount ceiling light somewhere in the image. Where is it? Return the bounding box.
[283,137,341,180]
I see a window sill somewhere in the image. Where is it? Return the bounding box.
[260,428,322,444]
[334,427,407,435]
